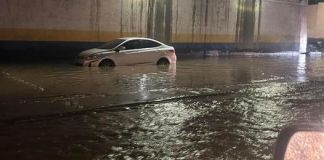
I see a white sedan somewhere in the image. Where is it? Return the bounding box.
[75,37,177,67]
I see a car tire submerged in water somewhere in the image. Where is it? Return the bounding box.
[99,59,115,67]
[157,58,170,65]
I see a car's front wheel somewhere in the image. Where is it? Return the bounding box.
[99,59,115,67]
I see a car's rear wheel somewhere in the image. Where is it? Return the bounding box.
[99,59,115,67]
[157,58,170,65]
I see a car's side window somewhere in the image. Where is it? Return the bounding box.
[141,40,161,48]
[123,40,141,50]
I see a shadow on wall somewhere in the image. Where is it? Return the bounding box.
[0,41,103,61]
[0,41,301,61]
[173,43,300,56]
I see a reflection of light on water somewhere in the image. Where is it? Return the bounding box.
[252,83,290,98]
[1,71,45,92]
[238,82,293,141]
[250,83,293,131]
[237,82,293,133]
[135,65,177,101]
[297,54,306,82]
[139,74,149,100]
[129,102,207,159]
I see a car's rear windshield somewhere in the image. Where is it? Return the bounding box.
[97,39,125,49]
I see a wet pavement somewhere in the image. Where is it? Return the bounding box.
[1,52,324,159]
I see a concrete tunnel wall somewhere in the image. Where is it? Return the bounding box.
[308,3,324,39]
[0,0,308,58]
[307,2,324,51]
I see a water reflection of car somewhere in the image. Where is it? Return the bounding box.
[75,37,177,67]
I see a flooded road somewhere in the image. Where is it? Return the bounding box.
[1,53,324,159]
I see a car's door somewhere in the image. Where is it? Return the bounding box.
[139,40,162,64]
[116,40,143,65]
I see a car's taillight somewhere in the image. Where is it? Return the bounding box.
[168,49,177,62]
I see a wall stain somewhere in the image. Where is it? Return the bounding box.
[199,0,204,39]
[131,0,134,36]
[204,0,209,43]
[235,0,257,49]
[139,1,144,35]
[164,0,172,43]
[96,0,101,40]
[5,0,15,28]
[225,0,230,31]
[235,0,242,43]
[145,0,172,43]
[257,0,262,41]
[146,0,154,38]
[175,0,179,37]
[52,0,77,10]
[89,1,95,30]
[89,0,101,40]
[120,0,124,37]
[153,1,165,40]
[216,1,220,31]
[192,0,197,42]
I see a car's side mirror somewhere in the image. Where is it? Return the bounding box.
[115,46,126,52]
[274,124,324,160]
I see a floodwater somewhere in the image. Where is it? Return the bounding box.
[1,53,324,159]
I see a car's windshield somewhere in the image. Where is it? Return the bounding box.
[97,39,125,49]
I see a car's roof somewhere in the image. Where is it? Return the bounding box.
[118,37,159,41]
[116,37,167,46]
